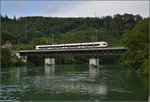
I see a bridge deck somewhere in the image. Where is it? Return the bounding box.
[11,47,127,56]
[12,47,127,53]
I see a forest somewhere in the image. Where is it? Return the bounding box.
[1,13,149,75]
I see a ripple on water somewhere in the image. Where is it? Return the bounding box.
[1,65,148,101]
[110,88,133,93]
[1,84,30,101]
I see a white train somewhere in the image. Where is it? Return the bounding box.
[35,42,108,50]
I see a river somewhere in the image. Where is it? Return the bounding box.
[0,64,149,101]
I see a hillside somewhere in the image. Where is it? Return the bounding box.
[1,14,149,75]
[1,13,143,49]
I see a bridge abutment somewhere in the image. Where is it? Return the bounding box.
[89,58,99,67]
[13,52,27,63]
[45,58,55,65]
[20,56,27,63]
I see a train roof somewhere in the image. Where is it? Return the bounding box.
[36,41,107,47]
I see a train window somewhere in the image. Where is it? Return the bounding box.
[103,43,106,45]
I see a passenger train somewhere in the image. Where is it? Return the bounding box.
[35,42,108,50]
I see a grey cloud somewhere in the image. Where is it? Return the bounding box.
[10,1,24,8]
[46,1,65,14]
[47,7,59,14]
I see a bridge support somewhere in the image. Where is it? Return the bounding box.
[20,56,27,63]
[45,58,55,65]
[89,58,99,67]
[13,52,27,63]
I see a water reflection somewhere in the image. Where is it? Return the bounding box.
[1,65,148,101]
[1,67,27,83]
[14,66,27,78]
[19,66,27,77]
[89,65,99,78]
[1,67,29,101]
[44,65,55,76]
[31,65,108,96]
[33,75,107,95]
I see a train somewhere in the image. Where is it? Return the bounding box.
[35,42,108,50]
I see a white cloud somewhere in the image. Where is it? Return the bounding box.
[50,1,149,17]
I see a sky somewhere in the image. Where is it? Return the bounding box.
[1,0,149,18]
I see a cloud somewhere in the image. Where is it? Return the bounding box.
[2,1,148,18]
[10,1,25,8]
[46,1,65,14]
[47,7,59,14]
[50,1,149,17]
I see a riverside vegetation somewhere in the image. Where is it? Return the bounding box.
[1,13,149,75]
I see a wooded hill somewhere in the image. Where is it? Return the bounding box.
[1,13,143,49]
[1,14,149,75]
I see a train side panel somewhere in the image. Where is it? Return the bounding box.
[35,42,108,50]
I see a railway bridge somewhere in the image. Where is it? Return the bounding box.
[11,47,127,66]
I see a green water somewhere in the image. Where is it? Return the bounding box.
[0,65,149,101]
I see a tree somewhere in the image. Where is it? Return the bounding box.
[13,16,17,21]
[1,13,146,66]
[121,18,149,75]
[1,48,11,65]
[1,48,24,66]
[1,30,14,44]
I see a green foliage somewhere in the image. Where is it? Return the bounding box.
[1,14,148,67]
[121,19,149,75]
[10,54,24,65]
[1,30,13,44]
[141,58,149,75]
[1,48,24,66]
[15,41,36,50]
[62,55,75,64]
[1,13,142,46]
[1,48,11,65]
[27,56,44,66]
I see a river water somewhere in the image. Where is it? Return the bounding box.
[0,65,149,101]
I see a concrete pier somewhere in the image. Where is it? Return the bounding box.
[45,58,55,65]
[89,58,99,67]
[20,56,27,63]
